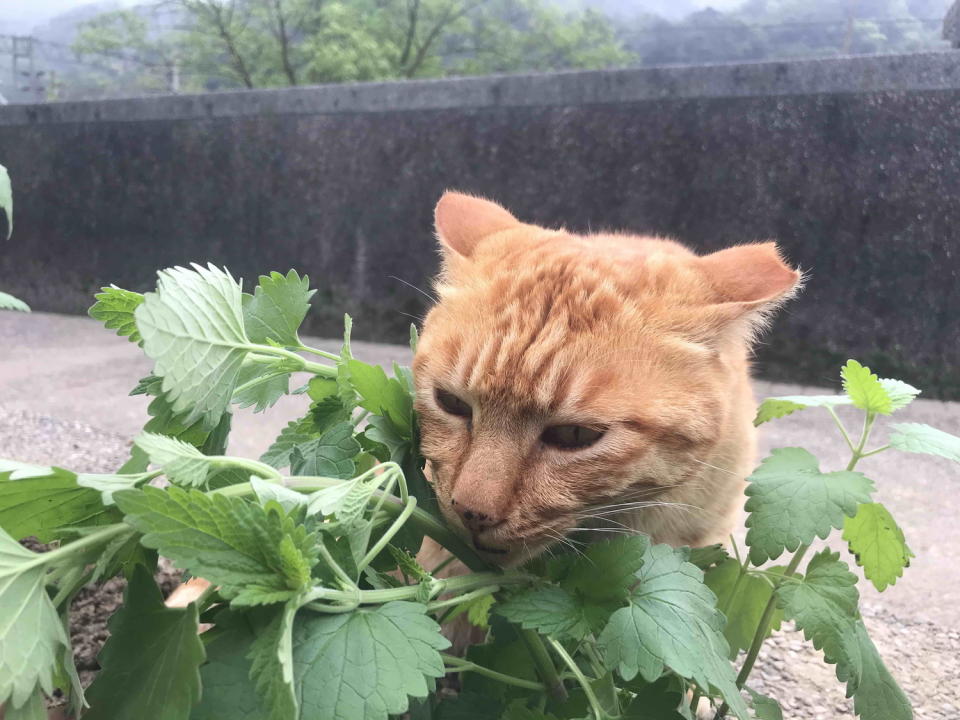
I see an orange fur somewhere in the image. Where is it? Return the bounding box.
[415,191,800,570]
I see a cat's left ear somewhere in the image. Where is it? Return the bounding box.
[697,242,802,338]
[434,191,521,259]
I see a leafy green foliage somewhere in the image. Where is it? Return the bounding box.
[0,464,113,541]
[0,162,11,240]
[293,602,449,720]
[0,291,29,312]
[888,422,960,463]
[115,486,317,605]
[88,286,144,344]
[0,529,69,710]
[83,566,205,720]
[1,258,932,720]
[598,544,749,719]
[842,359,894,414]
[135,264,251,426]
[242,270,315,347]
[843,503,913,591]
[744,448,873,564]
[705,558,783,657]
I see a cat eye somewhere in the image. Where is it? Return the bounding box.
[435,388,472,418]
[541,424,605,450]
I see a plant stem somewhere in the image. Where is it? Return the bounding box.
[521,629,568,702]
[305,571,531,611]
[549,638,603,718]
[248,345,337,378]
[859,444,890,458]
[358,496,417,570]
[296,343,342,362]
[25,523,132,571]
[210,456,282,481]
[442,654,547,692]
[826,406,856,453]
[427,585,499,612]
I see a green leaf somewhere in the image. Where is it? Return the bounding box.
[251,477,307,513]
[746,688,783,720]
[233,360,290,413]
[347,358,414,434]
[559,535,648,603]
[0,465,112,542]
[744,448,874,564]
[294,601,449,720]
[88,286,144,345]
[842,359,893,415]
[621,676,689,719]
[115,486,317,606]
[0,529,68,710]
[290,421,361,479]
[754,395,849,425]
[848,621,913,720]
[241,270,315,347]
[775,550,860,680]
[598,544,748,719]
[704,558,783,657]
[775,551,912,719]
[247,602,299,720]
[5,688,46,720]
[135,264,250,427]
[501,702,559,720]
[0,163,12,240]
[76,470,153,504]
[888,422,960,463]
[435,691,503,719]
[687,544,729,571]
[261,400,351,469]
[878,379,921,411]
[0,291,29,312]
[135,432,216,487]
[83,566,205,720]
[842,502,913,591]
[190,616,267,720]
[497,585,591,640]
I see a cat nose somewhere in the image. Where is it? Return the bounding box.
[451,499,501,532]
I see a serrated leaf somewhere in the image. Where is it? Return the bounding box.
[0,163,12,239]
[598,544,748,719]
[251,477,307,513]
[878,379,920,411]
[0,291,29,312]
[115,486,316,605]
[435,691,503,719]
[497,586,591,639]
[467,594,495,629]
[754,396,848,425]
[775,551,861,682]
[704,558,783,657]
[290,421,360,479]
[687,544,729,571]
[233,360,290,413]
[389,545,431,581]
[247,602,299,720]
[76,470,153,504]
[842,502,913,591]
[559,535,648,602]
[745,448,874,564]
[190,616,267,720]
[775,551,912,718]
[135,432,216,487]
[842,359,893,415]
[83,566,205,720]
[0,465,112,542]
[347,358,414,434]
[889,422,960,463]
[5,687,46,720]
[0,529,68,709]
[88,286,144,344]
[262,399,351,469]
[135,264,251,427]
[294,601,449,720]
[746,688,783,720]
[241,270,315,347]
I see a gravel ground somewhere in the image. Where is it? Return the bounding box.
[2,405,957,719]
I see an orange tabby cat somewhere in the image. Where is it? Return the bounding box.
[414,191,800,571]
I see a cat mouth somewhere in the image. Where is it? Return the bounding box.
[473,541,509,555]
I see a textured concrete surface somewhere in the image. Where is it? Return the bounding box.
[1,52,960,395]
[1,311,958,627]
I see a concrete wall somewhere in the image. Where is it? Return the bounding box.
[1,52,958,396]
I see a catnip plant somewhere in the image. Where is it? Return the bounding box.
[0,223,954,718]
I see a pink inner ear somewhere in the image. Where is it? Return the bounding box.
[698,242,800,304]
[434,191,520,258]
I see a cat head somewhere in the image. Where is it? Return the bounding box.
[413,191,800,566]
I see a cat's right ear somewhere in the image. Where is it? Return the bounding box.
[434,191,520,259]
